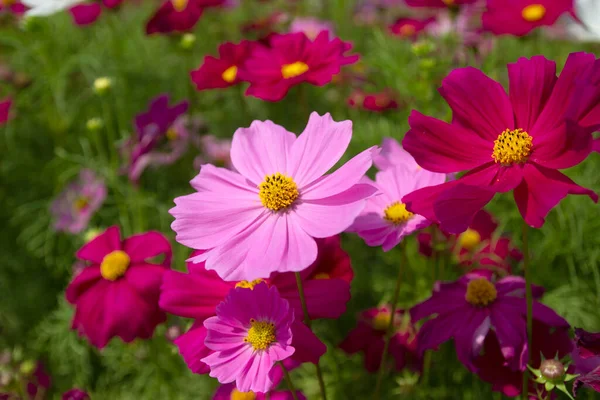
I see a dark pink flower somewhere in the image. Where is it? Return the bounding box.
[66,226,172,348]
[190,41,258,90]
[146,0,224,35]
[69,0,122,26]
[483,0,573,36]
[0,0,26,14]
[348,90,399,112]
[159,236,349,375]
[240,32,359,101]
[402,54,599,233]
[340,306,420,373]
[389,17,435,39]
[26,363,51,399]
[575,328,600,359]
[410,272,568,371]
[405,0,476,8]
[62,388,90,400]
[213,382,306,400]
[593,138,600,153]
[0,98,12,124]
[50,169,107,234]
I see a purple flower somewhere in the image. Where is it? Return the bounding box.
[62,389,90,400]
[50,169,106,234]
[573,328,600,397]
[410,271,569,371]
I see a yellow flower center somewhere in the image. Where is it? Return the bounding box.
[457,228,481,251]
[171,0,188,12]
[492,128,533,165]
[244,319,276,351]
[522,4,546,22]
[383,202,413,225]
[281,62,309,79]
[235,279,265,289]
[166,127,178,141]
[221,65,238,83]
[73,196,90,211]
[465,278,497,307]
[313,272,330,280]
[442,0,454,5]
[1,0,16,6]
[100,250,130,281]
[230,389,256,400]
[258,173,299,211]
[372,311,392,331]
[399,24,416,37]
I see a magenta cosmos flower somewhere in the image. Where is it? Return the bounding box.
[191,41,257,91]
[483,0,573,36]
[348,162,446,251]
[66,226,172,348]
[69,0,121,26]
[403,54,599,233]
[62,388,90,400]
[159,236,350,374]
[348,90,399,112]
[170,112,377,280]
[405,0,476,8]
[0,0,26,15]
[289,17,334,40]
[202,283,300,393]
[50,169,107,234]
[213,383,305,400]
[146,0,224,34]
[340,306,420,373]
[410,271,569,371]
[389,17,435,39]
[0,98,12,124]
[240,32,359,102]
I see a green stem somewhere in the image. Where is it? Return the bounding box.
[294,272,327,400]
[373,243,406,400]
[522,222,532,400]
[279,361,299,400]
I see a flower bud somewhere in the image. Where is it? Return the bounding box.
[540,359,565,381]
[93,77,112,95]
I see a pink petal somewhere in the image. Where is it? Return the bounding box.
[530,121,594,170]
[123,231,172,265]
[403,111,492,174]
[230,120,296,185]
[65,267,102,304]
[374,137,419,171]
[174,323,211,374]
[288,112,352,187]
[69,3,102,26]
[124,264,165,305]
[439,67,514,141]
[514,163,598,228]
[292,200,367,238]
[508,55,557,132]
[203,343,254,385]
[190,164,258,196]
[76,226,121,264]
[433,183,495,234]
[290,321,326,364]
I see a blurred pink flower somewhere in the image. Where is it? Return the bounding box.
[0,98,12,124]
[289,17,334,40]
[483,0,572,36]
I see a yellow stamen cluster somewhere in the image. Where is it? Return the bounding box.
[399,25,416,37]
[457,228,482,251]
[1,0,16,6]
[171,0,188,12]
[371,311,392,331]
[281,62,309,79]
[166,127,178,141]
[258,173,299,211]
[235,279,265,290]
[230,389,257,400]
[522,4,546,22]
[465,278,497,307]
[73,197,90,211]
[222,65,238,83]
[244,319,276,351]
[383,202,413,225]
[313,272,330,280]
[100,250,130,281]
[492,128,533,165]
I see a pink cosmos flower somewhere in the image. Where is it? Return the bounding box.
[340,306,420,373]
[190,41,258,91]
[213,382,305,399]
[240,32,359,102]
[146,0,225,34]
[159,236,350,374]
[193,135,233,170]
[0,0,26,14]
[483,0,573,36]
[0,98,12,124]
[289,17,334,40]
[405,0,476,7]
[66,226,172,348]
[593,138,600,153]
[170,112,378,280]
[402,53,599,233]
[373,137,421,172]
[410,271,569,371]
[389,17,435,39]
[348,163,446,251]
[348,90,399,112]
[202,283,310,393]
[50,169,107,234]
[62,389,90,400]
[69,0,121,26]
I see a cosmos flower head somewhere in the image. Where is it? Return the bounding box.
[145,0,225,35]
[170,112,378,281]
[404,0,477,8]
[240,32,359,102]
[68,0,121,26]
[50,169,107,234]
[62,389,90,400]
[212,382,306,400]
[402,53,599,234]
[0,0,26,14]
[483,0,573,36]
[66,226,172,348]
[0,98,12,124]
[389,17,435,39]
[347,90,399,112]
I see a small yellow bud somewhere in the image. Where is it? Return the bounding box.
[180,33,196,49]
[93,77,112,95]
[86,118,103,132]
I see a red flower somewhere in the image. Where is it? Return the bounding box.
[483,0,573,36]
[146,0,225,35]
[389,17,435,39]
[69,0,122,26]
[66,226,172,348]
[0,98,11,124]
[190,41,258,90]
[240,32,359,101]
[402,53,599,233]
[348,89,399,112]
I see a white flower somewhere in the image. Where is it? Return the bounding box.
[21,0,85,17]
[567,0,600,41]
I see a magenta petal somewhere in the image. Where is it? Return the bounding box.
[124,264,165,304]
[530,121,593,170]
[574,366,600,396]
[434,184,495,234]
[402,181,457,222]
[290,321,326,364]
[403,111,492,173]
[174,323,212,374]
[123,231,172,265]
[76,226,121,263]
[69,3,102,26]
[374,137,419,171]
[417,311,463,355]
[439,67,514,141]
[514,164,598,228]
[508,55,557,131]
[282,278,350,320]
[65,267,102,304]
